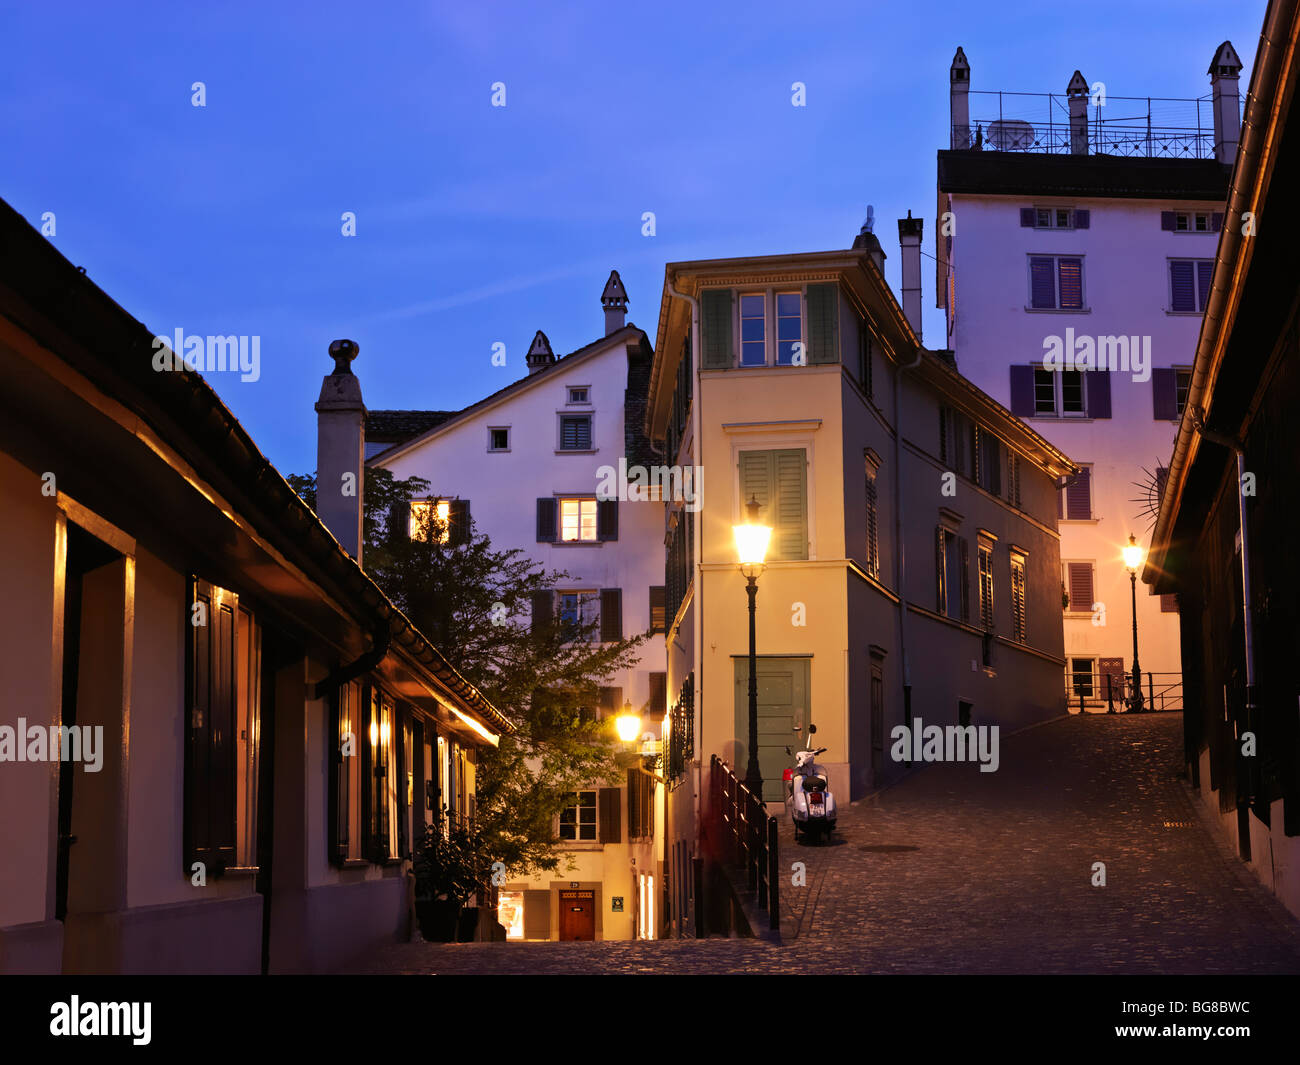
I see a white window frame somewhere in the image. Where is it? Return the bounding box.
[1173,210,1212,233]
[1032,364,1089,418]
[557,589,599,638]
[558,789,598,842]
[557,412,595,452]
[1009,551,1027,644]
[558,497,598,542]
[488,426,510,452]
[1033,206,1076,229]
[1025,254,1087,312]
[567,385,591,405]
[1062,559,1097,617]
[735,287,806,367]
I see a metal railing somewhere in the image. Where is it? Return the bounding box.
[1067,669,1183,713]
[708,755,779,932]
[955,91,1223,159]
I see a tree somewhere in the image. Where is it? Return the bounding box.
[287,468,649,877]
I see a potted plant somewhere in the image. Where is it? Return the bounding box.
[411,820,480,942]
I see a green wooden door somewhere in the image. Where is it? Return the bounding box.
[734,657,811,802]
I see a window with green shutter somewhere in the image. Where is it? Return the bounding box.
[806,283,839,364]
[701,289,733,369]
[738,448,808,560]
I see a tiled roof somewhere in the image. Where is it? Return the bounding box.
[366,409,456,443]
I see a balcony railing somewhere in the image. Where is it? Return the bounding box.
[707,755,779,932]
[954,91,1226,159]
[1067,669,1183,713]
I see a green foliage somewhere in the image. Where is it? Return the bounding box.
[288,467,649,878]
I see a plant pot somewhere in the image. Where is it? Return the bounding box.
[415,898,462,943]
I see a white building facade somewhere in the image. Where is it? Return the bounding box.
[937,44,1240,710]
[367,272,668,941]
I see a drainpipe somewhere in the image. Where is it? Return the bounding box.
[666,276,703,932]
[313,626,391,701]
[1188,404,1256,800]
[893,346,924,755]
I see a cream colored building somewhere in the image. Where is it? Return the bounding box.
[644,226,1076,936]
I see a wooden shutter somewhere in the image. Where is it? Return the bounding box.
[649,672,667,716]
[806,283,840,364]
[939,406,949,462]
[598,787,622,844]
[774,449,809,560]
[1009,366,1036,416]
[649,586,666,634]
[329,684,348,866]
[739,448,773,529]
[1151,367,1178,420]
[395,708,409,858]
[599,686,623,719]
[1170,260,1195,312]
[1196,261,1213,311]
[600,588,623,642]
[523,890,550,940]
[1089,370,1112,419]
[935,527,946,612]
[186,579,238,875]
[1057,258,1083,309]
[536,498,557,542]
[1160,593,1179,613]
[700,289,733,369]
[1160,211,1177,231]
[597,499,619,542]
[1029,257,1056,308]
[1210,212,1223,232]
[449,499,470,545]
[1019,207,1035,227]
[1065,468,1091,519]
[958,537,971,622]
[865,475,879,576]
[1067,562,1094,612]
[531,590,554,633]
[1073,209,1090,229]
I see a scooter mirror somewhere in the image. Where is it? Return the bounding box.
[808,724,817,734]
[784,746,791,755]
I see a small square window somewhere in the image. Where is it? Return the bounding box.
[559,414,592,450]
[1055,209,1070,228]
[1036,208,1052,228]
[568,387,589,404]
[1175,213,1190,231]
[1194,213,1208,232]
[489,427,509,451]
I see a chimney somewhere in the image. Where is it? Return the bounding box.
[601,270,629,334]
[1209,41,1243,164]
[526,330,555,375]
[898,212,923,341]
[852,206,887,275]
[315,339,365,564]
[1067,71,1090,154]
[950,47,971,149]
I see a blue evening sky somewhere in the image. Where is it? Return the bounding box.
[1,1,1263,476]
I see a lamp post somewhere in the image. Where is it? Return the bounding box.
[733,496,773,799]
[1122,534,1146,713]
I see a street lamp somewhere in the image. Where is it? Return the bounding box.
[732,495,772,799]
[614,702,642,744]
[1122,534,1146,713]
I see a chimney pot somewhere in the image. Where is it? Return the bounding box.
[1209,41,1243,164]
[897,213,924,341]
[315,339,366,564]
[601,269,629,335]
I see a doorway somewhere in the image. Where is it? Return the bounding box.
[733,656,811,802]
[558,890,595,940]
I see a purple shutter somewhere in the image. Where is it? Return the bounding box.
[1029,257,1056,309]
[1073,209,1090,229]
[536,498,557,542]
[1020,208,1035,227]
[1089,370,1111,419]
[1210,212,1223,232]
[1009,366,1035,416]
[1068,563,1094,612]
[1057,258,1083,309]
[1066,468,1091,519]
[1170,260,1195,311]
[1151,367,1178,420]
[1160,211,1176,231]
[597,499,618,542]
[1196,261,1214,311]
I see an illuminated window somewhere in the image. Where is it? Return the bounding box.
[559,497,598,542]
[498,890,525,939]
[559,790,597,841]
[410,499,451,543]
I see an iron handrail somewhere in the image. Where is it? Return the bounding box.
[708,755,779,932]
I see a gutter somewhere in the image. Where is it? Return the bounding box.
[893,345,924,751]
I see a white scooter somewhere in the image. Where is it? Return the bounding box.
[784,724,837,843]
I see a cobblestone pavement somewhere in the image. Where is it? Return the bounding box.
[350,714,1300,974]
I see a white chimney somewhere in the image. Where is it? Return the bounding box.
[1067,70,1089,154]
[950,47,971,149]
[898,212,923,341]
[1209,41,1243,165]
[315,339,365,563]
[601,270,629,335]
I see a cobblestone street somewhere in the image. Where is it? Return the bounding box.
[351,713,1300,974]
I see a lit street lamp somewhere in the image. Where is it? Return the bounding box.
[1122,534,1146,713]
[614,704,642,744]
[733,496,772,799]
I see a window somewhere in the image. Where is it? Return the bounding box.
[498,890,525,940]
[864,470,880,579]
[489,427,510,451]
[559,790,597,841]
[559,414,593,450]
[936,527,969,622]
[560,497,598,542]
[977,544,994,630]
[740,294,766,366]
[558,591,598,637]
[1169,259,1214,313]
[1028,255,1084,310]
[567,386,589,404]
[776,292,802,365]
[858,324,874,398]
[1070,658,1095,698]
[1160,593,1179,613]
[410,499,450,542]
[738,448,808,560]
[1007,452,1022,509]
[365,687,400,861]
[1032,366,1088,417]
[1175,368,1192,415]
[1010,553,1027,643]
[1174,211,1211,232]
[187,579,262,875]
[649,586,667,634]
[1064,561,1094,614]
[1034,207,1076,229]
[332,680,364,864]
[974,427,1003,495]
[1060,466,1092,520]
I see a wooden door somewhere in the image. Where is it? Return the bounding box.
[734,657,810,802]
[558,890,595,940]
